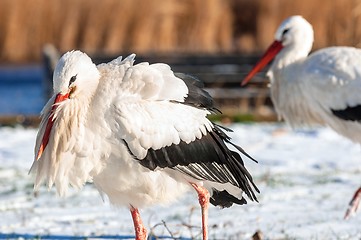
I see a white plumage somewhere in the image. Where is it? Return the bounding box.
[242,15,361,219]
[31,50,258,240]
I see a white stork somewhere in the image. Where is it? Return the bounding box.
[242,15,361,219]
[31,50,259,240]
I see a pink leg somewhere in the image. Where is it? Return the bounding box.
[191,183,210,240]
[344,187,361,220]
[130,206,147,240]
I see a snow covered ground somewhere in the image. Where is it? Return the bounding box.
[0,123,360,239]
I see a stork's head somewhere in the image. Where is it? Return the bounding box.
[53,50,100,100]
[35,50,100,160]
[274,15,314,53]
[242,15,314,86]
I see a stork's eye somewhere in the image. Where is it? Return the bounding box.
[282,28,289,36]
[69,75,77,87]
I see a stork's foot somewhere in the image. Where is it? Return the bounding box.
[344,187,361,220]
[130,206,147,240]
[191,183,210,240]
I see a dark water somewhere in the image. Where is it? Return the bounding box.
[0,65,46,115]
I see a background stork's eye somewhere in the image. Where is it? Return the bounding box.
[69,75,77,86]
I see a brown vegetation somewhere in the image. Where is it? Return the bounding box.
[1,0,361,63]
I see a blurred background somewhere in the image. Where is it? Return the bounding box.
[1,0,361,124]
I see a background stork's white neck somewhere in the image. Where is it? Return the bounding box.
[272,44,310,70]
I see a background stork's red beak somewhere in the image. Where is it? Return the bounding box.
[241,40,283,86]
[36,92,69,160]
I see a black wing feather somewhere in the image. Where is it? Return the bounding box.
[175,72,220,113]
[139,125,259,207]
[210,189,247,207]
[331,105,361,121]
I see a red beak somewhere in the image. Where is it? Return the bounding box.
[241,40,284,86]
[36,92,69,160]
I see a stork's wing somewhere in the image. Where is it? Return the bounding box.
[303,47,361,121]
[96,55,259,204]
[95,55,214,158]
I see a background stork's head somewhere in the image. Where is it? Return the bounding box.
[53,50,100,101]
[274,15,314,55]
[241,15,314,86]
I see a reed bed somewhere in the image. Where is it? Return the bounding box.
[1,0,361,63]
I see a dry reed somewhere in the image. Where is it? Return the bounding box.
[1,0,361,63]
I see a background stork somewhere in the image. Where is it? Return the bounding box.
[31,50,259,240]
[242,15,361,219]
